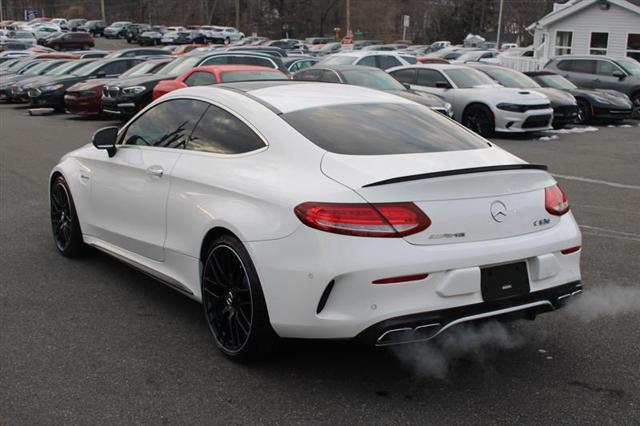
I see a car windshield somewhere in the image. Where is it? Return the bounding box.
[443,68,496,88]
[535,74,577,90]
[111,23,125,28]
[24,60,55,75]
[341,69,405,90]
[220,70,286,82]
[121,61,166,77]
[72,60,107,76]
[14,32,34,39]
[157,56,201,75]
[481,67,539,88]
[281,102,488,155]
[615,58,640,76]
[321,55,357,65]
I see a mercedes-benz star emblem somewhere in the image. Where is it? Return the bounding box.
[490,201,507,223]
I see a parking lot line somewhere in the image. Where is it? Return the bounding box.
[552,173,640,190]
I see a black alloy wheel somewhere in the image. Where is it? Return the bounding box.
[201,235,277,361]
[463,104,495,137]
[631,93,640,120]
[50,176,83,256]
[576,98,592,124]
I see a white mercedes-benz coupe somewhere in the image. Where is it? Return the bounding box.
[49,81,582,360]
[388,64,554,137]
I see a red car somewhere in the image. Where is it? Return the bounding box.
[152,64,288,100]
[65,59,171,116]
[417,57,450,64]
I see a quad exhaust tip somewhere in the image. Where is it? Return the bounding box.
[375,289,583,347]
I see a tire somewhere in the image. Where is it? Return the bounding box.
[50,175,84,257]
[81,44,88,50]
[462,104,495,137]
[576,98,592,124]
[201,234,279,361]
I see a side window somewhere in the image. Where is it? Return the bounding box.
[123,99,208,148]
[400,55,418,65]
[571,59,596,74]
[417,69,445,87]
[377,55,401,70]
[294,68,322,81]
[595,60,620,76]
[357,55,377,67]
[202,56,229,65]
[390,68,416,84]
[556,60,571,71]
[184,71,217,86]
[100,61,130,75]
[188,105,266,154]
[321,70,341,83]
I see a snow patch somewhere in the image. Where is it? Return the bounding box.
[546,126,599,134]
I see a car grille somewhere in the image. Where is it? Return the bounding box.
[553,105,578,118]
[27,88,41,98]
[522,114,552,129]
[103,87,120,98]
[524,104,551,111]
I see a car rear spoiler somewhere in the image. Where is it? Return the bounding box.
[362,164,548,188]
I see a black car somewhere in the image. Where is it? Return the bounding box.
[137,26,167,45]
[5,60,94,102]
[79,20,107,36]
[27,58,142,110]
[469,64,580,128]
[525,71,633,123]
[293,64,453,116]
[0,59,69,99]
[126,24,151,43]
[104,47,168,58]
[102,51,288,117]
[173,31,207,45]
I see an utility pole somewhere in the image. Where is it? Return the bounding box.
[0,0,4,22]
[100,0,106,22]
[235,0,240,29]
[496,0,504,49]
[346,0,351,35]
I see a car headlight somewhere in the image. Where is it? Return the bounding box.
[40,83,64,92]
[121,86,147,95]
[591,95,612,105]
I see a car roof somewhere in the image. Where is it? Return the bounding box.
[208,80,414,114]
[391,63,466,71]
[329,50,406,58]
[548,54,622,61]
[192,64,280,73]
[307,64,383,72]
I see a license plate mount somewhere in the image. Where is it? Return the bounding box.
[481,262,530,302]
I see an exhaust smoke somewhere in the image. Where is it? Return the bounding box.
[391,284,639,379]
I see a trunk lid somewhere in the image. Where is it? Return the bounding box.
[321,147,558,245]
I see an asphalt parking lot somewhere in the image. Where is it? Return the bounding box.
[1,92,640,422]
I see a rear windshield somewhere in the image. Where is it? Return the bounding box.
[282,103,487,155]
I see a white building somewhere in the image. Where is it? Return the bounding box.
[528,0,640,62]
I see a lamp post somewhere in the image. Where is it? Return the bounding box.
[496,0,504,49]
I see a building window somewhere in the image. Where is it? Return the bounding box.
[627,34,640,61]
[590,32,608,55]
[555,31,573,56]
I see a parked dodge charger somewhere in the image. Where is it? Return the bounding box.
[389,64,554,137]
[49,81,582,360]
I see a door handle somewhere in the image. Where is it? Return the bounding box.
[146,165,164,177]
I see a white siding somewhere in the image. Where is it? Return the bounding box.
[542,2,640,59]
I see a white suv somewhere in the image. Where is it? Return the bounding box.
[211,27,244,44]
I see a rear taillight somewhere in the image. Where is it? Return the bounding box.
[294,202,431,237]
[545,184,569,216]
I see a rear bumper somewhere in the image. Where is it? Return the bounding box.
[246,212,581,340]
[359,281,582,346]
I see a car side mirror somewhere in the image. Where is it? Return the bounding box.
[402,83,411,90]
[435,81,451,89]
[612,70,625,80]
[92,126,118,157]
[96,71,106,78]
